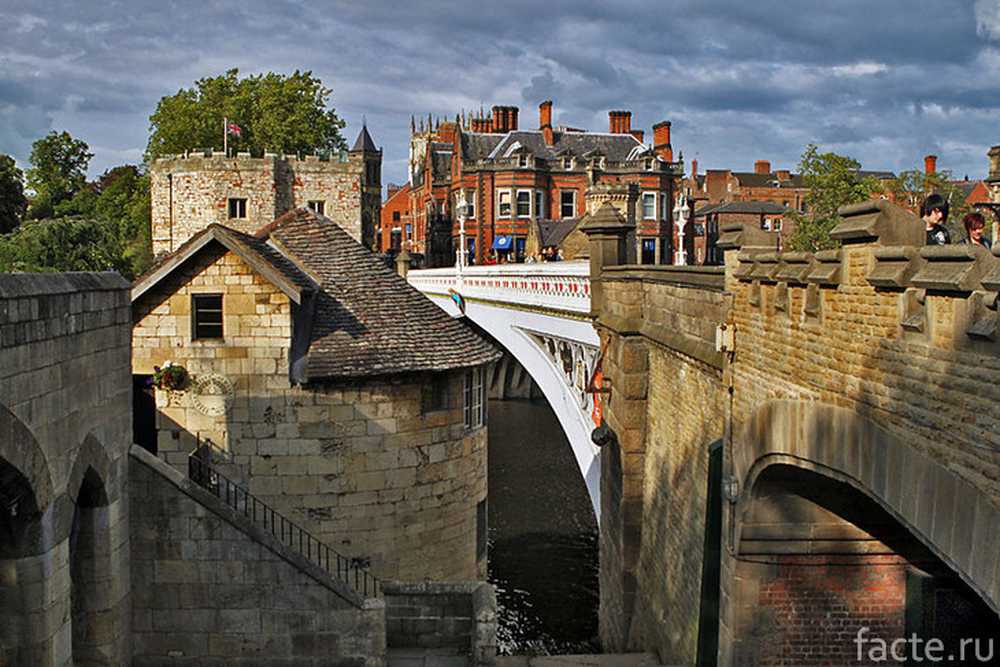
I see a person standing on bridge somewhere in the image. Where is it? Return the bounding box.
[922,193,951,245]
[961,212,992,249]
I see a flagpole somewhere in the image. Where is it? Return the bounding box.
[223,117,228,156]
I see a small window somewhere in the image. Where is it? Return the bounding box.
[405,223,412,240]
[393,210,401,221]
[464,366,487,430]
[228,198,247,219]
[307,200,325,215]
[498,191,511,218]
[516,190,531,217]
[518,155,529,168]
[422,374,450,414]
[534,191,545,219]
[390,230,402,251]
[560,190,576,219]
[563,157,572,170]
[192,294,223,339]
[642,192,656,220]
[468,191,477,218]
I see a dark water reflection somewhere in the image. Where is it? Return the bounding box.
[487,399,600,655]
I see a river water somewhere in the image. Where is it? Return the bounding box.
[487,399,600,655]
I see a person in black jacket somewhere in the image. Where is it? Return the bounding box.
[921,194,951,245]
[961,211,992,249]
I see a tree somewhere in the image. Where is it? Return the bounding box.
[888,169,972,240]
[0,217,129,275]
[146,69,347,159]
[787,145,881,252]
[0,154,27,233]
[25,131,93,219]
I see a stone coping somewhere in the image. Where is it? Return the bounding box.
[603,264,725,290]
[0,272,129,298]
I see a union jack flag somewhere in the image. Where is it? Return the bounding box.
[226,122,241,137]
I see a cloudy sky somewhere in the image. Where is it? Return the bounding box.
[2,0,1000,187]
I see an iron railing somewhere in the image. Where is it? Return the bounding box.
[188,452,380,598]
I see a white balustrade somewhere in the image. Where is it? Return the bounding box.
[407,261,591,314]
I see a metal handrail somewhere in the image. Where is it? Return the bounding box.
[187,452,380,598]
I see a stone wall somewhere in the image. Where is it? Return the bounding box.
[383,581,497,666]
[129,446,385,665]
[0,273,133,666]
[132,246,488,582]
[586,200,1000,665]
[150,151,373,256]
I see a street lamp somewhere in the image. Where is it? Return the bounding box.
[673,191,691,265]
[456,192,467,272]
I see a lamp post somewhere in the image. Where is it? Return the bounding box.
[456,192,467,273]
[673,191,690,265]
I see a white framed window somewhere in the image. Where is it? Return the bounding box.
[642,192,656,220]
[307,200,325,215]
[469,190,477,218]
[534,190,545,219]
[563,157,572,170]
[560,190,576,219]
[464,366,487,430]
[516,190,531,217]
[498,190,511,218]
[518,155,529,168]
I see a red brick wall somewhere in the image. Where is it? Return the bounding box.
[748,555,907,666]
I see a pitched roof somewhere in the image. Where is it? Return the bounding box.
[732,172,806,188]
[535,219,581,247]
[134,209,500,380]
[351,125,378,152]
[484,130,646,162]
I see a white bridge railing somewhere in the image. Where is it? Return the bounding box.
[407,261,591,314]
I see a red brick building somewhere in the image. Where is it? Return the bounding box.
[403,101,684,266]
[378,183,412,253]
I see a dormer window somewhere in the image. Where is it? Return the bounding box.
[518,155,529,168]
[645,160,653,170]
[563,157,572,170]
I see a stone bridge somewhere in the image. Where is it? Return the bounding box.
[580,199,1000,666]
[407,261,603,518]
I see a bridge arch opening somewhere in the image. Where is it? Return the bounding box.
[732,463,1000,665]
[0,456,44,662]
[69,465,113,665]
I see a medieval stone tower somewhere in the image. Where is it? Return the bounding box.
[149,126,382,255]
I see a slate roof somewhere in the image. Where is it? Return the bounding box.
[534,219,581,247]
[733,172,806,188]
[351,125,378,152]
[460,132,505,161]
[482,130,647,162]
[134,209,500,380]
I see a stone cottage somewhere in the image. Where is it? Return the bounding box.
[131,206,500,581]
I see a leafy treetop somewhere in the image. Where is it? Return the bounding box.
[146,69,347,160]
[0,154,27,234]
[26,131,93,220]
[787,144,881,252]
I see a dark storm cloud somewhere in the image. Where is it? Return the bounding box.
[0,0,998,184]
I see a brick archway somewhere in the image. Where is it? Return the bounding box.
[733,399,1000,614]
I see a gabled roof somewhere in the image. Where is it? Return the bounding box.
[483,130,645,163]
[351,125,378,152]
[132,225,315,304]
[535,219,581,248]
[133,209,500,380]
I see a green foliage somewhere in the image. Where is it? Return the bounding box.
[146,69,347,159]
[26,131,93,219]
[0,154,27,233]
[0,217,130,275]
[787,145,881,252]
[1,163,152,279]
[889,169,972,240]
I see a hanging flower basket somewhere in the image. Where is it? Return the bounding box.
[152,361,189,391]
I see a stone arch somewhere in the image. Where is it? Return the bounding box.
[66,433,116,510]
[66,433,119,665]
[733,399,1000,614]
[0,403,54,514]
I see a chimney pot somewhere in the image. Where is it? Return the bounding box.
[924,154,937,175]
[622,111,631,134]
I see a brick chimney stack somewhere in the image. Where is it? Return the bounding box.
[540,100,554,145]
[691,159,698,179]
[629,129,644,143]
[509,106,519,131]
[925,154,937,175]
[755,160,771,175]
[608,111,618,133]
[608,110,633,134]
[490,105,519,133]
[653,121,672,161]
